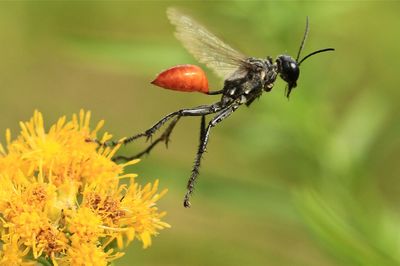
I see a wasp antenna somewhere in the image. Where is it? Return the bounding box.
[298,48,335,65]
[295,16,309,62]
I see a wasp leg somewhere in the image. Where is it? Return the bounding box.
[113,115,181,162]
[88,102,225,148]
[116,103,225,147]
[183,103,240,208]
[199,115,206,143]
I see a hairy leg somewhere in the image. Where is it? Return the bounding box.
[88,102,224,148]
[183,103,240,208]
[113,115,181,161]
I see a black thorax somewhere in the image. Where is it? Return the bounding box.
[221,57,277,106]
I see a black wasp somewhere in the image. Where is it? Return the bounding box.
[97,8,334,208]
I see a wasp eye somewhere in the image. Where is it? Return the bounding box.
[277,55,300,88]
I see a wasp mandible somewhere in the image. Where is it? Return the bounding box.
[98,8,334,208]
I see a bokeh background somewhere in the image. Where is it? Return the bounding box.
[1,1,399,266]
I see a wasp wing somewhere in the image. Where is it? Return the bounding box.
[167,8,248,79]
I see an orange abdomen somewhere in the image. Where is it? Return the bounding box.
[151,64,209,94]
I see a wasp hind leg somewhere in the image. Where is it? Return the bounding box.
[109,102,226,162]
[183,103,239,208]
[113,115,181,162]
[88,102,224,149]
[121,102,224,146]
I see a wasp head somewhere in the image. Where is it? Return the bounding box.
[274,17,334,99]
[276,55,299,98]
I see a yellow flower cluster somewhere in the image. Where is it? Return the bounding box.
[0,110,170,266]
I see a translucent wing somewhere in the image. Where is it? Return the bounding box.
[167,8,248,79]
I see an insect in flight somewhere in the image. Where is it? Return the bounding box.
[99,8,334,208]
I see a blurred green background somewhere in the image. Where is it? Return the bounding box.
[1,1,400,266]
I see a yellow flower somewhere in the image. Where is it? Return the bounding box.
[34,225,68,262]
[119,179,170,248]
[68,207,104,243]
[0,110,169,265]
[60,240,123,266]
[0,233,34,266]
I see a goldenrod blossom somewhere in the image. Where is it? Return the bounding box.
[0,110,169,265]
